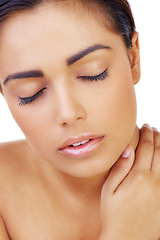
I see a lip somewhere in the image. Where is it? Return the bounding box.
[59,134,105,158]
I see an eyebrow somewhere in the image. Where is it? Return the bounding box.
[67,44,111,65]
[3,70,43,86]
[3,44,111,86]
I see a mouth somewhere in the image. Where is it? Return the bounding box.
[59,135,105,158]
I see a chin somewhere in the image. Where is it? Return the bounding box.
[54,151,119,179]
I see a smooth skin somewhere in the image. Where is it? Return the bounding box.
[0,2,159,240]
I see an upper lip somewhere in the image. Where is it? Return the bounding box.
[59,134,104,150]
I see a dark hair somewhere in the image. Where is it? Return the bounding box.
[0,0,135,48]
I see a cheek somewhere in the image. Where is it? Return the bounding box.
[11,109,53,158]
[5,99,48,148]
[94,71,137,142]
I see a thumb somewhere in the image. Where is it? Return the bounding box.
[103,145,135,195]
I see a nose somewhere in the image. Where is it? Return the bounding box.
[56,86,87,127]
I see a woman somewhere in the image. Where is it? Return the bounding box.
[0,0,160,239]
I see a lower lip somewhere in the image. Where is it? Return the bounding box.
[59,137,104,158]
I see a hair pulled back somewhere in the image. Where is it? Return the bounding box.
[0,0,135,48]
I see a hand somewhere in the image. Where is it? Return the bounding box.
[99,125,160,240]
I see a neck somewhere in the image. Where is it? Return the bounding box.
[129,125,140,150]
[56,169,107,198]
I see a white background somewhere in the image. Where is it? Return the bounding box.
[0,0,159,143]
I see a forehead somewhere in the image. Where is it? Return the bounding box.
[0,2,123,78]
[0,1,116,47]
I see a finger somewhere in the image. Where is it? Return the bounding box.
[102,145,135,195]
[151,128,160,173]
[133,124,154,171]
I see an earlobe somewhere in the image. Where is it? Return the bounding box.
[128,31,141,85]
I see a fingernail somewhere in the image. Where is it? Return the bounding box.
[122,147,131,158]
[152,127,159,132]
[143,123,150,128]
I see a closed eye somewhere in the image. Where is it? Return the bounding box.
[18,88,46,106]
[78,69,109,81]
[17,69,108,106]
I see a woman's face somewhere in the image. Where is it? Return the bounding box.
[0,3,140,178]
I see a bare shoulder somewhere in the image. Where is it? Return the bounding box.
[0,139,29,157]
[0,139,31,165]
[0,139,35,184]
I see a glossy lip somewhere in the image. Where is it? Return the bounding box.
[58,134,105,158]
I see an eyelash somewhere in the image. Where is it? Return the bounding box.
[18,69,109,106]
[18,88,46,106]
[78,69,109,81]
